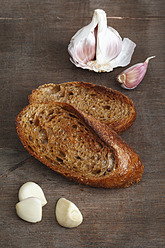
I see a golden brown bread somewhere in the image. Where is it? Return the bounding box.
[28,81,136,133]
[16,102,143,188]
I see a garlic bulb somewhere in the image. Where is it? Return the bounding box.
[68,9,136,72]
[116,56,155,89]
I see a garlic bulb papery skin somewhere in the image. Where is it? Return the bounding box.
[116,56,155,89]
[68,9,136,72]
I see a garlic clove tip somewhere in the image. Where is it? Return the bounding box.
[145,56,156,64]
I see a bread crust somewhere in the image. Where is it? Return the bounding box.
[28,81,137,134]
[16,102,143,188]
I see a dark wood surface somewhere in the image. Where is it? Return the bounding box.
[0,1,164,247]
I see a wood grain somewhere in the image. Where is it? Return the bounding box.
[0,0,164,247]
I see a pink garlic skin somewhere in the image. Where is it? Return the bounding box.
[70,31,96,65]
[106,28,122,61]
[117,56,155,89]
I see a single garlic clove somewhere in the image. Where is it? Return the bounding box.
[68,10,97,67]
[110,38,136,69]
[68,9,136,72]
[16,197,42,223]
[18,182,47,207]
[116,56,155,89]
[55,198,83,228]
[69,29,96,66]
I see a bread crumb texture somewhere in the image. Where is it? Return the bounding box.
[17,103,116,178]
[29,82,136,133]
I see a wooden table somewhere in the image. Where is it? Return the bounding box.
[0,1,164,247]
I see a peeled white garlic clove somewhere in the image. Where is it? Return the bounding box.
[68,9,136,72]
[18,182,47,207]
[55,198,83,228]
[16,197,42,223]
[116,56,155,89]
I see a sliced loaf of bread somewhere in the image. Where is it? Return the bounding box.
[16,102,143,188]
[28,82,136,133]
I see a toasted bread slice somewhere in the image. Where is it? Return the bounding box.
[28,82,136,133]
[16,102,143,188]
